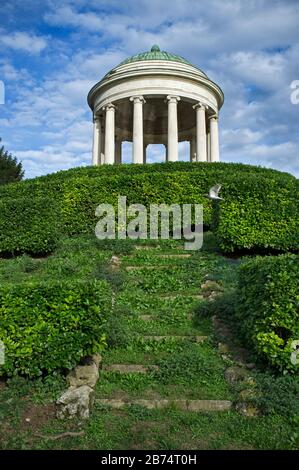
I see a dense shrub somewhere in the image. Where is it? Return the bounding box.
[236,254,299,373]
[0,279,112,377]
[254,373,299,417]
[0,162,297,254]
[215,174,299,252]
[0,196,60,256]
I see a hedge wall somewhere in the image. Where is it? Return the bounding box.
[0,162,297,254]
[0,279,112,377]
[236,254,299,373]
[0,196,61,256]
[215,174,299,252]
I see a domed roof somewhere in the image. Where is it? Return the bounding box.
[106,45,207,77]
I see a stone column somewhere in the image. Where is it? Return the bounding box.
[167,96,180,162]
[130,96,145,164]
[193,103,207,162]
[190,136,196,162]
[210,115,220,162]
[92,115,102,165]
[165,143,168,162]
[115,139,122,164]
[207,130,211,162]
[104,103,116,164]
[101,129,105,164]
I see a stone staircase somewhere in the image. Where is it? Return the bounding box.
[95,243,233,414]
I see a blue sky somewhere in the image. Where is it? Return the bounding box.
[0,0,298,178]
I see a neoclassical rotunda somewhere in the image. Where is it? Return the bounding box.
[88,45,224,165]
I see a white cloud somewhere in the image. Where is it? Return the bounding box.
[44,6,105,31]
[0,31,47,54]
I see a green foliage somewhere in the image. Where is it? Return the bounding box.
[0,279,112,377]
[0,162,297,255]
[254,372,299,418]
[155,343,226,386]
[194,290,238,320]
[236,254,299,372]
[0,197,60,256]
[0,139,24,185]
[215,174,299,252]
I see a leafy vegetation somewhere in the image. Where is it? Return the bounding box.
[0,233,298,449]
[0,162,297,255]
[236,254,299,372]
[215,174,299,252]
[0,279,112,377]
[0,197,60,256]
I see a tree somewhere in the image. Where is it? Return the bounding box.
[0,139,24,184]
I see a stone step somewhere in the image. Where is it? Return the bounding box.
[102,364,159,373]
[158,293,203,300]
[96,398,232,412]
[139,314,154,321]
[125,265,178,271]
[134,245,184,251]
[134,245,160,250]
[138,314,193,321]
[156,254,192,259]
[142,335,207,343]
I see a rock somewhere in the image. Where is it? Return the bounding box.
[67,362,99,389]
[221,354,233,364]
[206,291,220,301]
[201,280,221,291]
[80,353,102,368]
[90,353,102,368]
[242,376,257,388]
[109,256,121,271]
[56,385,94,420]
[224,366,248,383]
[235,402,259,417]
[238,389,257,401]
[218,342,230,354]
[110,255,120,265]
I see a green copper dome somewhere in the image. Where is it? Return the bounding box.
[103,46,207,78]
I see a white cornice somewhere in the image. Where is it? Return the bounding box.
[88,61,224,110]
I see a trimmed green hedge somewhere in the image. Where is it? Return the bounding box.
[215,174,299,252]
[0,197,60,256]
[236,254,299,373]
[0,162,291,194]
[0,162,297,254]
[0,279,112,377]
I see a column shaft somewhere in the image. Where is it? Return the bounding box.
[92,116,102,165]
[167,96,180,162]
[130,96,145,164]
[210,116,220,162]
[207,131,211,162]
[194,103,207,162]
[104,104,116,164]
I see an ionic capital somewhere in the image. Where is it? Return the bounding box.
[209,114,218,121]
[193,102,208,111]
[130,95,146,104]
[166,95,180,104]
[103,102,116,112]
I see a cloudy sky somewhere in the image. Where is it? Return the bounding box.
[0,0,298,178]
